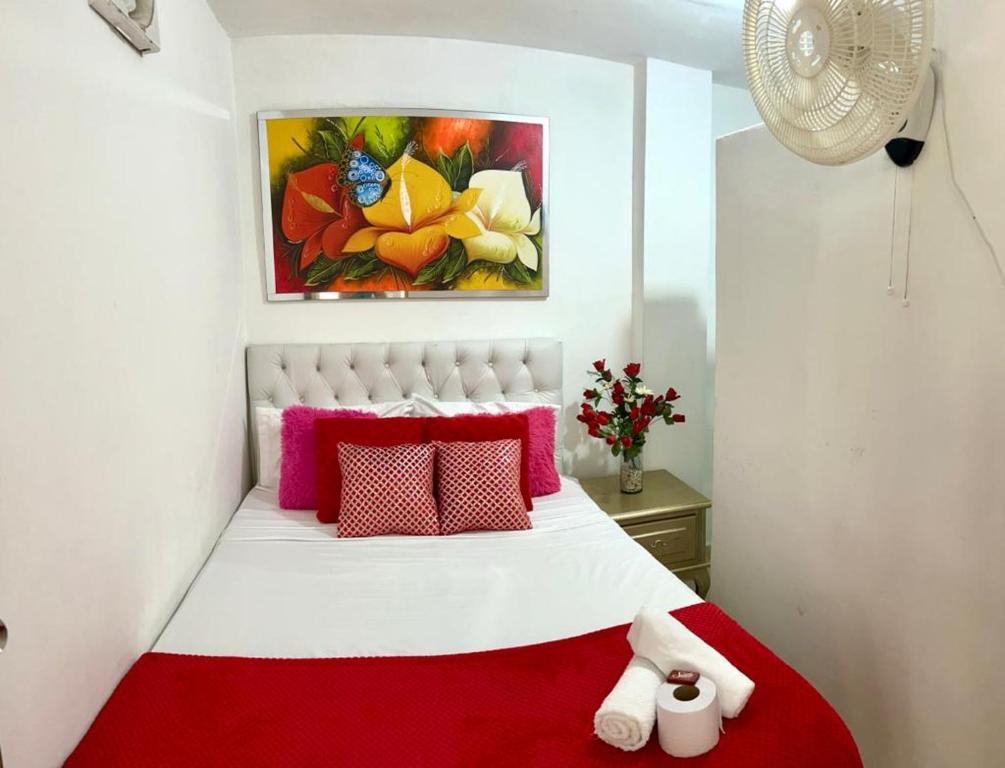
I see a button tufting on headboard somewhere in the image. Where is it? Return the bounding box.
[246,339,562,483]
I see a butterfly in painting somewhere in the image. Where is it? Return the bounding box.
[338,145,390,208]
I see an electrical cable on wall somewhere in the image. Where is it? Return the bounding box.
[938,68,1005,288]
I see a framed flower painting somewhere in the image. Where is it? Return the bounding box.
[258,109,548,300]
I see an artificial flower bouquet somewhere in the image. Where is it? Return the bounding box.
[578,360,685,462]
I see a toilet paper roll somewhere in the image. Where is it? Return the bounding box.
[656,678,723,758]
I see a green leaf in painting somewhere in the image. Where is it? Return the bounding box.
[451,141,474,191]
[412,258,446,286]
[305,255,345,287]
[504,258,534,285]
[531,232,544,260]
[318,130,346,162]
[442,240,469,283]
[342,251,382,281]
[372,124,392,166]
[436,152,455,188]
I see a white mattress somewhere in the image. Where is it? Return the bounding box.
[155,478,702,658]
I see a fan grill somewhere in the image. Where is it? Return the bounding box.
[745,0,933,165]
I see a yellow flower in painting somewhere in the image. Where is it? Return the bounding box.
[462,170,541,270]
[342,155,481,277]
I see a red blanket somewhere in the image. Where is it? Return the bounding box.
[67,604,860,767]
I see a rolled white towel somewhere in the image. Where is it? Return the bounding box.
[593,654,664,751]
[627,606,755,718]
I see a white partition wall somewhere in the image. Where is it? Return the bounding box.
[713,34,1005,763]
[0,2,247,765]
[633,59,714,496]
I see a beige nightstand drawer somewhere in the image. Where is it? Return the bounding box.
[624,516,697,567]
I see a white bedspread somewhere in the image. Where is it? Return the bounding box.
[154,478,702,658]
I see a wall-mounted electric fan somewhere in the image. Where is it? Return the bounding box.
[744,0,935,167]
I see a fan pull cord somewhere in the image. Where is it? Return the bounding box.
[939,68,1005,287]
[902,165,916,308]
[887,167,900,296]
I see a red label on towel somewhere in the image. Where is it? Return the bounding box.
[667,670,700,685]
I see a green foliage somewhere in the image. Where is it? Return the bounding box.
[304,255,345,287]
[413,240,468,286]
[317,129,346,162]
[304,249,382,288]
[341,250,383,282]
[504,258,533,285]
[436,142,474,192]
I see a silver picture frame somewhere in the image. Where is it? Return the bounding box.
[257,108,549,301]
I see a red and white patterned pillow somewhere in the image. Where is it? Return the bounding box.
[434,439,531,535]
[337,443,439,538]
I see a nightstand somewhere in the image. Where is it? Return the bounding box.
[580,470,711,597]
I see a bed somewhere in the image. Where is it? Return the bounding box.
[67,339,861,766]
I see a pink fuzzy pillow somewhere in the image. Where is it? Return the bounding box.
[524,407,562,497]
[279,406,377,510]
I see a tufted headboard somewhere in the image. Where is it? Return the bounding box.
[246,339,562,482]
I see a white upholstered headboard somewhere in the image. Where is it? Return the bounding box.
[246,339,562,481]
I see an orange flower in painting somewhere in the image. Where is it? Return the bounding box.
[281,163,366,270]
[342,155,482,277]
[418,117,493,160]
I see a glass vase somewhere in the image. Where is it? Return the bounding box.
[620,453,644,494]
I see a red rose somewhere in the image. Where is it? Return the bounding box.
[621,436,632,448]
[612,392,624,406]
[588,425,601,438]
[576,413,589,424]
[641,398,656,417]
[593,359,607,372]
[596,412,610,426]
[606,435,617,446]
[624,362,641,378]
[583,389,598,399]
[672,413,686,423]
[630,406,640,420]
[666,388,680,401]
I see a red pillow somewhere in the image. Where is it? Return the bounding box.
[315,417,428,523]
[337,443,439,538]
[425,413,533,511]
[434,440,531,535]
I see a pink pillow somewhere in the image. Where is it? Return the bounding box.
[524,407,561,497]
[279,406,377,510]
[337,443,439,538]
[434,440,531,535]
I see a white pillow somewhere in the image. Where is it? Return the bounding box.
[255,407,283,489]
[410,395,563,472]
[254,400,415,488]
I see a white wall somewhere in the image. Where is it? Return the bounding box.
[634,60,714,495]
[232,35,636,477]
[713,6,1005,763]
[0,3,247,766]
[712,84,761,138]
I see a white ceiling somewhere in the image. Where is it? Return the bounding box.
[206,0,748,86]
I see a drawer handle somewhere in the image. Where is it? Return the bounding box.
[649,527,687,543]
[650,533,687,549]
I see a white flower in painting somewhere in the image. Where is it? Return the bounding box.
[636,385,654,396]
[462,170,541,269]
